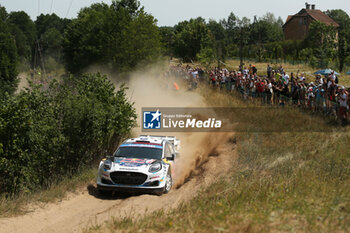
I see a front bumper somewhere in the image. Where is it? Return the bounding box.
[97,183,164,194]
[97,169,166,193]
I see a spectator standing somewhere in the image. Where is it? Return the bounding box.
[267,64,272,78]
[307,83,315,111]
[283,72,290,85]
[266,80,273,104]
[291,79,299,105]
[252,65,257,75]
[299,83,306,107]
[338,87,348,125]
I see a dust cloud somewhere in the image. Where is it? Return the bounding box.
[122,65,232,187]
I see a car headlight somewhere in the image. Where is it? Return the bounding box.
[103,160,112,170]
[149,162,162,173]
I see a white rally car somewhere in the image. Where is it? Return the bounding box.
[97,135,180,195]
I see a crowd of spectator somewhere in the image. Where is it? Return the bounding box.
[168,63,349,125]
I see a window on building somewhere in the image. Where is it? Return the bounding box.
[303,17,307,25]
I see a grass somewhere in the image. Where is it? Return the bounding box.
[0,167,97,217]
[85,83,350,232]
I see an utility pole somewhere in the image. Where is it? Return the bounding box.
[239,26,244,71]
[37,40,46,77]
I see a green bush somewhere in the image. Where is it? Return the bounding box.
[0,32,18,97]
[0,73,136,195]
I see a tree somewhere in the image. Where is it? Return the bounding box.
[113,8,162,69]
[0,32,18,96]
[326,9,350,72]
[196,47,216,70]
[236,17,251,68]
[35,13,70,64]
[7,11,36,62]
[0,5,8,27]
[159,26,175,57]
[173,17,213,62]
[220,13,251,66]
[304,21,337,68]
[249,13,283,44]
[35,13,69,37]
[41,28,62,58]
[63,1,162,73]
[63,3,111,73]
[221,12,239,44]
[0,6,18,96]
[112,0,140,16]
[207,19,226,63]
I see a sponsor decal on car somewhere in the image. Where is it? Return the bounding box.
[116,158,157,167]
[119,158,145,167]
[120,144,163,149]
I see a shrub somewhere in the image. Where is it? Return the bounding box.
[0,32,18,97]
[0,73,136,195]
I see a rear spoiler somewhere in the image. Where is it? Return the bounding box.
[139,135,181,153]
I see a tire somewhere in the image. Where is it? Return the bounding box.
[163,172,172,194]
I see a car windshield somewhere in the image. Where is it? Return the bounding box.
[114,146,163,160]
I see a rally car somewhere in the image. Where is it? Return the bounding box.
[96,135,180,195]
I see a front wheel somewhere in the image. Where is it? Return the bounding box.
[164,172,172,194]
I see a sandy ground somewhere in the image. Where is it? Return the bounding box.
[0,68,236,233]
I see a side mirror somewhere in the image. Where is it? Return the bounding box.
[167,153,175,161]
[106,154,113,161]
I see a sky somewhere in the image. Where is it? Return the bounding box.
[1,0,349,26]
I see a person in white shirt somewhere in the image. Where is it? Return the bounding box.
[243,67,249,76]
[331,71,336,82]
[318,75,323,85]
[338,86,348,124]
[283,72,289,85]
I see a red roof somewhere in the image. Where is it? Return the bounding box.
[285,15,293,24]
[283,9,339,28]
[305,9,339,27]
